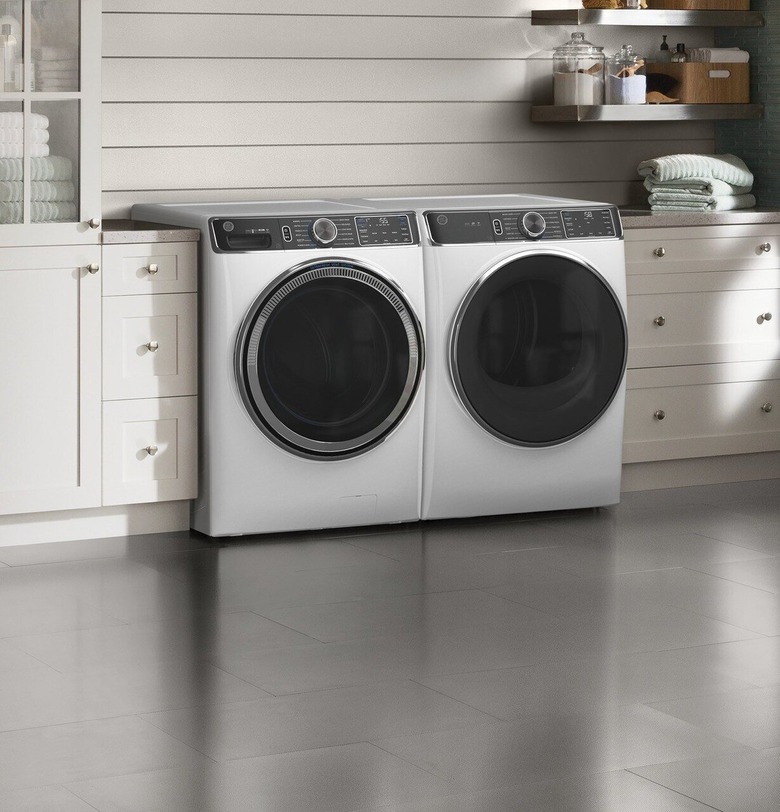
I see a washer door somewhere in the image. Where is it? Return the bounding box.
[451,252,626,447]
[236,260,424,458]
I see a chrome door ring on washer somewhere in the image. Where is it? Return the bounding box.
[235,259,424,458]
[450,250,627,447]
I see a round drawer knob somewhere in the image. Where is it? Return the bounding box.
[758,312,773,324]
[87,217,100,230]
[654,410,666,421]
[654,247,666,258]
[144,445,159,456]
[760,243,772,253]
[145,341,159,352]
[762,403,774,414]
[86,263,99,274]
[146,263,159,275]
[654,316,666,327]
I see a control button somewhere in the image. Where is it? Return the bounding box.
[492,218,504,236]
[282,225,293,242]
[521,212,546,239]
[311,218,338,246]
[222,221,235,232]
[436,215,448,226]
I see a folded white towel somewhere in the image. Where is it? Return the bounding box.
[35,58,79,70]
[36,70,79,79]
[0,180,76,202]
[638,153,754,187]
[0,200,77,224]
[687,48,750,63]
[0,128,50,144]
[36,82,78,92]
[644,176,753,197]
[0,156,72,181]
[35,46,77,62]
[0,112,49,129]
[0,143,50,158]
[649,193,757,212]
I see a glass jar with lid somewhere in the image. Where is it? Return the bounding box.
[553,32,605,106]
[606,44,647,105]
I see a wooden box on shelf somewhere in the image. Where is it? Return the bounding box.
[646,62,749,103]
[646,1,749,9]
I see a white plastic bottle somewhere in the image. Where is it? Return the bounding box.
[0,2,21,40]
[0,24,16,92]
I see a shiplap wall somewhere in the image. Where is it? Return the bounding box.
[101,1,715,218]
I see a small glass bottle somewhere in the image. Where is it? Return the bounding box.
[657,35,671,63]
[671,43,687,63]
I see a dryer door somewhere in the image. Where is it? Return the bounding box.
[236,260,424,458]
[451,252,626,446]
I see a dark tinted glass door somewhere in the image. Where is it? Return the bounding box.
[451,253,626,446]
[236,261,423,458]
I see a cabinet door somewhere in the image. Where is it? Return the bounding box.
[0,245,101,514]
[0,0,101,246]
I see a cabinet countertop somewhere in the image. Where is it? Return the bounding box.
[620,207,780,230]
[101,219,200,244]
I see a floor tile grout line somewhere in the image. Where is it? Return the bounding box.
[624,766,728,812]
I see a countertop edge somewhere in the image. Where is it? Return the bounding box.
[101,219,200,244]
[619,207,780,229]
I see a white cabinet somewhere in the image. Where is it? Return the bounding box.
[623,223,780,469]
[0,0,101,245]
[0,245,101,514]
[101,240,198,507]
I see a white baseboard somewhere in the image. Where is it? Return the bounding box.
[0,501,190,547]
[622,452,780,492]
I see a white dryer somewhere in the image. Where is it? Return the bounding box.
[350,194,628,521]
[132,200,426,536]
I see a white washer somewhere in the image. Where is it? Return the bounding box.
[350,194,628,520]
[132,200,426,536]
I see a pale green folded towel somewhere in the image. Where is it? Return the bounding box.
[638,153,754,188]
[644,176,753,197]
[649,192,756,212]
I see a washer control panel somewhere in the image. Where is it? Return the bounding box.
[426,206,621,245]
[211,212,418,252]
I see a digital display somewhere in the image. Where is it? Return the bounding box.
[356,214,415,245]
[562,209,616,239]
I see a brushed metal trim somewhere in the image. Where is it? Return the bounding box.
[531,9,763,27]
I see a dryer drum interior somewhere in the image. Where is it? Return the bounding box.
[236,261,423,458]
[451,253,627,447]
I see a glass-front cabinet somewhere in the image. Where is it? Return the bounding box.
[0,0,100,244]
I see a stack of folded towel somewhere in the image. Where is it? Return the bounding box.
[34,47,78,92]
[0,112,77,223]
[637,153,756,212]
[687,47,750,64]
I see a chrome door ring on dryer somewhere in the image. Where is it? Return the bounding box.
[450,249,627,447]
[235,257,424,459]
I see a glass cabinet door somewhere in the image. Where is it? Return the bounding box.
[0,0,100,243]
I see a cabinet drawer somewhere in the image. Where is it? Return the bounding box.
[103,293,197,400]
[102,242,197,296]
[624,377,780,463]
[626,231,780,276]
[628,289,780,367]
[102,396,197,506]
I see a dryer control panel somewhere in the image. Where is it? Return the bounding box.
[425,207,621,245]
[211,213,419,252]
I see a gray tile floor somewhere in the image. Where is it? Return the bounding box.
[0,479,778,811]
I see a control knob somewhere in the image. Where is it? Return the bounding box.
[311,218,338,246]
[521,211,546,239]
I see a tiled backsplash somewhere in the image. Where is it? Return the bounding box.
[716,0,779,206]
